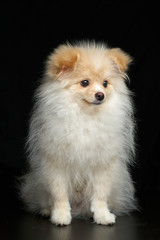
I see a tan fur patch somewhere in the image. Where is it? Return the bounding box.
[47,45,79,77]
[107,48,132,71]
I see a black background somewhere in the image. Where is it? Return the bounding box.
[0,1,159,207]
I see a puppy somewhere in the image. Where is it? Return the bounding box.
[21,41,136,226]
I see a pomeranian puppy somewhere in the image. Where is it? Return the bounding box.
[21,41,136,226]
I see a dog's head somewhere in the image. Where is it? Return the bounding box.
[45,42,132,109]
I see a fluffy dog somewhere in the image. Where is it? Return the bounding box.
[21,41,136,226]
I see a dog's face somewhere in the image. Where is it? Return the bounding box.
[46,43,132,109]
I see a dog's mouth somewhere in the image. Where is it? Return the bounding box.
[83,99,104,105]
[91,101,102,105]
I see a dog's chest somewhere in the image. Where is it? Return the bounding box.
[54,111,118,165]
[65,113,107,143]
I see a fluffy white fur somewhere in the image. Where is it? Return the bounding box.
[21,41,136,226]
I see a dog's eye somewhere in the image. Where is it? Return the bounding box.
[103,81,108,88]
[81,80,89,87]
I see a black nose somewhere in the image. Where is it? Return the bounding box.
[95,92,104,101]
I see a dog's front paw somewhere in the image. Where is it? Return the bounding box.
[94,211,116,226]
[51,209,72,226]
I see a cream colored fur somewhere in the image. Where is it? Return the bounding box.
[21,41,136,226]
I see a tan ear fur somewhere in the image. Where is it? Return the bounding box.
[47,45,79,78]
[107,48,132,72]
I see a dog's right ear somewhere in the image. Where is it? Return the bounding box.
[46,44,79,78]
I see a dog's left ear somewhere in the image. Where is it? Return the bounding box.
[107,48,133,72]
[46,44,79,78]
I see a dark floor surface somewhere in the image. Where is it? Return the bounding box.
[1,168,160,240]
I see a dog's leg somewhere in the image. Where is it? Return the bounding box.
[49,174,71,226]
[90,167,116,225]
